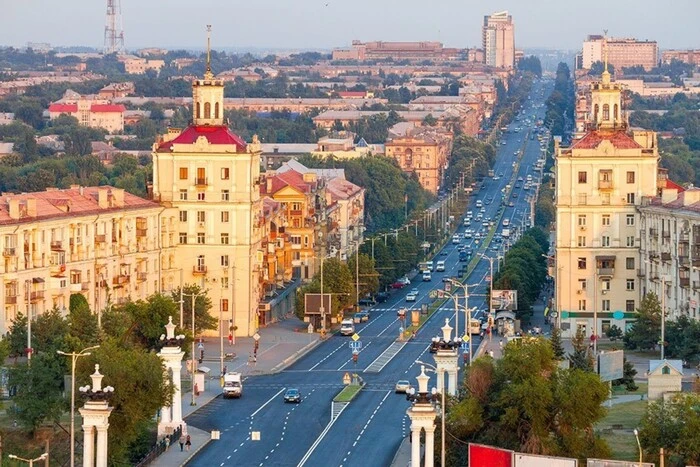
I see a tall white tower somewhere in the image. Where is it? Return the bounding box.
[104,0,125,55]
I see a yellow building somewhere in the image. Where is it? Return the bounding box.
[0,186,176,335]
[48,99,126,134]
[152,53,264,337]
[555,66,659,337]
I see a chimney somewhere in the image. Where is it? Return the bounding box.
[8,198,19,219]
[682,189,700,206]
[25,198,37,217]
[661,188,679,204]
[111,188,125,207]
[266,177,273,194]
[98,187,109,209]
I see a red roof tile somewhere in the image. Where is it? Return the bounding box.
[571,130,642,150]
[48,104,78,113]
[157,125,247,152]
[90,104,126,113]
[261,170,315,196]
[662,178,685,193]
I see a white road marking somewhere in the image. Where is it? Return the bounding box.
[250,387,286,418]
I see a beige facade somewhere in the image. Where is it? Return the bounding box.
[646,360,683,400]
[482,11,515,69]
[0,187,175,335]
[555,69,659,337]
[662,50,700,65]
[152,64,263,337]
[582,36,658,71]
[48,99,125,134]
[123,58,165,75]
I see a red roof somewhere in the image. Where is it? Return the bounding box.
[157,125,247,152]
[90,104,126,113]
[571,130,642,150]
[662,178,685,193]
[48,104,78,113]
[261,170,314,196]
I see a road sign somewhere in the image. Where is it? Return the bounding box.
[429,290,438,299]
[197,343,204,350]
[349,341,362,350]
[351,333,360,341]
[253,333,261,341]
[343,372,351,385]
[461,342,470,350]
[462,335,470,342]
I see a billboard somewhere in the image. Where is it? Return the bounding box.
[469,443,513,467]
[587,460,654,467]
[515,453,577,467]
[491,289,518,311]
[598,350,624,382]
[304,293,332,315]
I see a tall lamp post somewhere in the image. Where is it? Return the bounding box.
[8,453,48,466]
[415,361,446,467]
[25,279,32,363]
[633,428,643,466]
[57,345,100,467]
[183,290,206,406]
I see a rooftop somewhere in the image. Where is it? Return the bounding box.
[570,130,642,150]
[156,125,247,152]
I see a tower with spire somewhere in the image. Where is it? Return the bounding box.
[152,26,264,339]
[588,32,625,130]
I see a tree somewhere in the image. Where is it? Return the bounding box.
[639,394,700,466]
[588,61,615,77]
[612,357,638,391]
[569,327,594,372]
[347,253,380,300]
[63,126,93,156]
[550,326,566,359]
[605,324,623,341]
[624,292,662,351]
[170,285,217,335]
[68,294,99,347]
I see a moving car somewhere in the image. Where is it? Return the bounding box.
[395,380,412,394]
[340,319,355,336]
[392,277,411,288]
[283,388,301,403]
[222,372,243,399]
[406,292,417,302]
[451,235,461,245]
[422,271,432,281]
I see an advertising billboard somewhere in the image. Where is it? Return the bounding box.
[469,443,513,467]
[514,453,577,467]
[598,350,624,382]
[491,289,518,311]
[304,293,332,315]
[587,460,654,467]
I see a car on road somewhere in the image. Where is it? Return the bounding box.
[512,193,518,198]
[358,297,376,307]
[376,291,389,303]
[410,287,419,295]
[395,380,412,394]
[340,319,355,336]
[508,201,515,207]
[422,271,432,281]
[451,234,461,244]
[283,388,301,403]
[392,277,411,288]
[406,292,417,302]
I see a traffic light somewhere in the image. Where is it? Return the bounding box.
[254,340,259,355]
[199,349,204,363]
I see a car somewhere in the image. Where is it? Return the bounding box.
[284,388,301,403]
[492,176,499,181]
[508,202,515,207]
[517,177,524,182]
[358,311,370,322]
[482,221,489,227]
[376,291,390,303]
[410,288,419,296]
[340,319,355,336]
[395,380,412,393]
[406,292,417,302]
[353,313,363,324]
[422,271,432,281]
[392,277,410,288]
[512,193,518,198]
[358,297,376,306]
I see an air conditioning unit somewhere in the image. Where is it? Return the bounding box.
[576,289,583,295]
[579,226,587,231]
[198,222,205,228]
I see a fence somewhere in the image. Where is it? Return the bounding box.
[134,424,183,467]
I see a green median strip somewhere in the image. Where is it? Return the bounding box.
[334,384,363,402]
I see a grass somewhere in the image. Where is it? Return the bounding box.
[596,400,648,462]
[611,382,647,396]
[334,384,362,403]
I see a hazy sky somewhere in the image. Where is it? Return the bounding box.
[2,0,698,51]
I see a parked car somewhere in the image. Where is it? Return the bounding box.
[376,291,390,303]
[392,277,411,288]
[358,297,376,306]
[283,388,301,403]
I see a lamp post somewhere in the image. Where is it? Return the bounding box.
[414,361,445,467]
[8,453,48,466]
[25,279,32,363]
[183,290,206,406]
[633,428,642,466]
[446,280,477,361]
[57,345,100,467]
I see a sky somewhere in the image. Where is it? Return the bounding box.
[2,0,699,52]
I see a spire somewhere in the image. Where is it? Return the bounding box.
[601,29,611,85]
[205,24,213,79]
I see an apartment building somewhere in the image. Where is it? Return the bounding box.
[482,11,515,69]
[555,67,659,337]
[48,98,126,134]
[0,186,176,335]
[582,35,658,71]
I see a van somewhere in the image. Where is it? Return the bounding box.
[340,319,355,336]
[436,260,446,271]
[422,271,432,281]
[426,261,434,271]
[475,200,483,208]
[223,372,243,398]
[452,234,461,245]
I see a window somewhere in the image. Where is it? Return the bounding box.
[197,233,205,244]
[197,192,206,201]
[626,214,635,226]
[603,104,610,120]
[601,193,611,205]
[601,279,610,291]
[627,279,635,291]
[599,169,612,182]
[220,299,229,312]
[221,168,230,180]
[602,214,611,226]
[197,211,206,223]
[578,257,587,269]
[179,233,187,244]
[221,255,229,267]
[602,299,610,311]
[577,215,587,226]
[179,190,188,201]
[578,171,588,183]
[602,320,611,334]
[578,193,588,205]
[179,167,188,180]
[626,257,635,269]
[578,300,587,311]
[626,171,635,184]
[221,276,229,289]
[662,366,670,375]
[602,236,610,247]
[221,211,229,223]
[290,235,301,245]
[303,235,309,247]
[221,190,229,201]
[626,236,635,247]
[578,279,587,291]
[291,202,302,212]
[626,300,635,312]
[577,236,587,247]
[70,270,81,284]
[626,193,636,204]
[179,211,188,222]
[204,102,211,119]
[221,233,229,245]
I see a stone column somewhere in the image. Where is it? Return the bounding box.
[406,366,438,467]
[171,361,184,424]
[95,426,109,467]
[436,370,444,394]
[410,426,422,467]
[447,367,458,396]
[79,365,114,467]
[157,316,186,435]
[81,425,95,467]
[424,425,436,467]
[434,350,459,397]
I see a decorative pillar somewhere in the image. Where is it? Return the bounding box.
[157,316,186,436]
[79,365,114,467]
[433,318,460,396]
[406,366,438,467]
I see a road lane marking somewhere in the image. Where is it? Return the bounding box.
[308,342,345,371]
[250,387,286,418]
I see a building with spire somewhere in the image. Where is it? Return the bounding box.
[152,27,264,337]
[554,60,660,337]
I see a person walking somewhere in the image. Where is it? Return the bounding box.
[185,434,192,451]
[179,433,186,452]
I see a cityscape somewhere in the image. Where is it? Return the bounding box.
[0,1,699,466]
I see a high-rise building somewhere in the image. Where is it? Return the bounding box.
[482,11,515,69]
[152,30,264,337]
[554,66,659,338]
[581,35,658,71]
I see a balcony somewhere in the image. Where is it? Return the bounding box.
[193,265,208,275]
[661,252,672,262]
[50,264,66,277]
[679,256,690,268]
[5,295,17,305]
[289,210,303,217]
[637,269,646,277]
[96,279,108,288]
[50,240,63,251]
[694,281,700,291]
[112,275,130,287]
[680,278,690,288]
[680,233,690,243]
[3,247,16,257]
[95,234,106,244]
[81,282,90,291]
[597,268,614,277]
[137,272,148,282]
[598,180,613,190]
[195,177,208,187]
[136,228,148,237]
[26,290,45,303]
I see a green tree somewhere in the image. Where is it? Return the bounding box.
[7,312,28,358]
[569,327,594,372]
[550,326,566,359]
[63,126,93,156]
[612,357,638,391]
[639,394,700,466]
[347,253,380,300]
[68,294,99,347]
[624,292,662,351]
[605,324,623,341]
[170,285,217,336]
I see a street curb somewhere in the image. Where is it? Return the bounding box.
[269,338,322,374]
[474,334,490,359]
[174,438,212,467]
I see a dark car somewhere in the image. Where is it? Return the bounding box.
[358,297,376,307]
[376,291,390,303]
[283,388,301,403]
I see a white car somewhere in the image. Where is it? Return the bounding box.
[406,292,417,302]
[340,319,355,336]
[395,380,412,393]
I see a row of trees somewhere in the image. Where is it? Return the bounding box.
[545,62,575,137]
[443,135,495,191]
[227,108,328,144]
[4,285,216,465]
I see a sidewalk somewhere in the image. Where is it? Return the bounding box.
[150,316,321,467]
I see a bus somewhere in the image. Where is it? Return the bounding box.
[467,318,481,335]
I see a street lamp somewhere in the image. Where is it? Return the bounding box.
[415,361,446,467]
[57,345,99,467]
[633,428,642,466]
[8,453,48,466]
[182,290,206,406]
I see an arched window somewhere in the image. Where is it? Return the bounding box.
[196,102,201,119]
[662,366,670,375]
[204,102,211,119]
[594,104,599,122]
[603,104,610,120]
[614,104,619,121]
[404,148,413,167]
[215,102,220,119]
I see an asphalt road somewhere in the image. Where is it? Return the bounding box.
[185,78,554,467]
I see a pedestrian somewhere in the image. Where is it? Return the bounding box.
[165,434,171,450]
[499,339,503,349]
[179,433,186,452]
[185,434,191,451]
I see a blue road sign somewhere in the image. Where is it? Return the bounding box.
[349,341,362,350]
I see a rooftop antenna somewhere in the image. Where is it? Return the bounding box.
[603,29,609,73]
[104,0,125,55]
[205,25,213,79]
